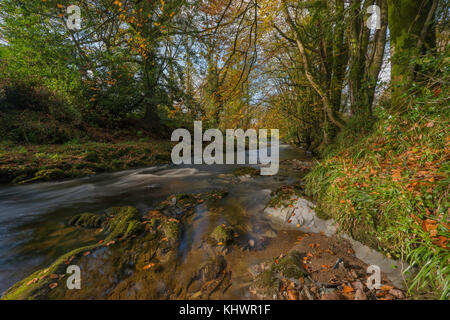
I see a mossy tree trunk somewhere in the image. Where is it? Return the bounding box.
[388,0,438,104]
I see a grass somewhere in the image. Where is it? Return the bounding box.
[304,87,449,299]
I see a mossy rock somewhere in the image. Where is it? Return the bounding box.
[232,167,260,177]
[266,185,304,209]
[250,251,307,299]
[1,206,146,300]
[272,251,307,279]
[211,224,234,244]
[162,220,181,242]
[251,268,281,298]
[175,193,197,203]
[68,213,103,228]
[1,244,97,300]
[104,206,143,241]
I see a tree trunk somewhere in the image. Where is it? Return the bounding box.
[365,0,389,114]
[388,0,437,105]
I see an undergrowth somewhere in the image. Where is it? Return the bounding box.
[305,50,449,299]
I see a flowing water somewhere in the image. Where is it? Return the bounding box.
[0,144,312,296]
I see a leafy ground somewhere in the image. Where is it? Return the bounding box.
[0,140,173,184]
[305,94,449,299]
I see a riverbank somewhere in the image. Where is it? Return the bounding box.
[304,109,449,299]
[0,140,173,184]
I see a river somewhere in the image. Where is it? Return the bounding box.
[0,144,311,296]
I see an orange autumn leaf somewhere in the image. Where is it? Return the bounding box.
[143,263,155,270]
[342,285,354,293]
[49,282,58,289]
[287,290,298,300]
[380,285,393,291]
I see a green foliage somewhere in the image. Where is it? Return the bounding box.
[304,48,450,299]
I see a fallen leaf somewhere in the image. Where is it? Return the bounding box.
[49,282,58,289]
[287,290,298,300]
[143,263,156,270]
[342,285,354,293]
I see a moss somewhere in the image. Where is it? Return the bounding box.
[175,193,196,202]
[272,251,307,279]
[104,206,143,241]
[1,244,97,300]
[266,185,303,208]
[232,166,260,177]
[68,213,103,228]
[250,251,307,298]
[162,220,181,242]
[2,206,144,300]
[211,224,234,244]
[18,168,66,184]
[251,269,280,298]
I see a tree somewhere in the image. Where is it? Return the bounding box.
[388,0,439,105]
